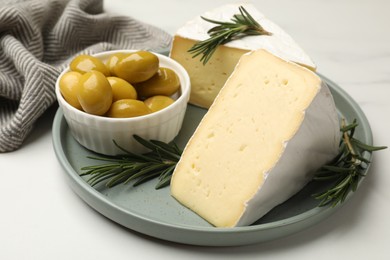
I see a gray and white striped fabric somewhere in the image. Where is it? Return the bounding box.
[0,0,172,152]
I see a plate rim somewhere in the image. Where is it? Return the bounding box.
[52,74,373,246]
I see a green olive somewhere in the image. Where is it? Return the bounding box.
[135,67,180,98]
[78,71,113,115]
[107,99,151,118]
[59,71,82,110]
[144,95,175,112]
[70,55,110,76]
[114,51,159,83]
[107,77,138,102]
[106,53,126,76]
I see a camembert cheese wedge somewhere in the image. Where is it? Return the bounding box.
[170,49,340,227]
[170,4,316,108]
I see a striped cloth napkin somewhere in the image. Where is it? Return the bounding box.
[0,0,172,152]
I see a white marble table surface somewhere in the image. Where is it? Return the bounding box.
[1,0,390,259]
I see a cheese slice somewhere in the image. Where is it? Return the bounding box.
[170,50,340,227]
[170,4,316,108]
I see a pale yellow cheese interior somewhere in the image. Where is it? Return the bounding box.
[170,49,321,227]
[170,36,249,108]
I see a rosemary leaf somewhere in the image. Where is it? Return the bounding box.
[113,139,161,163]
[351,138,387,151]
[89,167,123,187]
[123,164,167,185]
[155,175,172,189]
[106,168,139,188]
[321,165,354,173]
[134,171,162,187]
[134,135,181,161]
[159,164,176,180]
[340,120,358,132]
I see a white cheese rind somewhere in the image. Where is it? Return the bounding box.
[175,3,316,69]
[170,50,340,227]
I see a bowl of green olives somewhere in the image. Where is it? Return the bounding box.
[55,50,190,155]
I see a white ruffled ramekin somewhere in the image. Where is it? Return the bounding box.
[55,50,190,155]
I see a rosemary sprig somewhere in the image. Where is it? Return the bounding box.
[80,135,182,189]
[188,6,272,65]
[313,118,387,207]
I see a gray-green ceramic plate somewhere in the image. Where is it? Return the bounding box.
[52,75,373,246]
